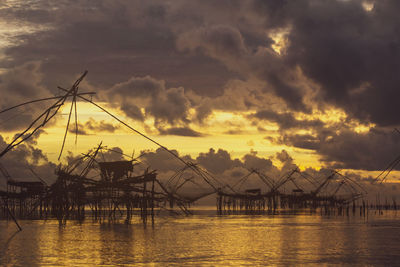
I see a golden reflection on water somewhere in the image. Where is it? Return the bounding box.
[1,212,400,266]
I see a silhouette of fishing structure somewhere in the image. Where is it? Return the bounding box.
[0,71,395,228]
[46,144,163,224]
[0,71,204,227]
[215,168,371,215]
[0,144,219,224]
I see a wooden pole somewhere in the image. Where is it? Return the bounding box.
[4,199,22,231]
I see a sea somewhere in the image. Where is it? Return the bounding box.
[1,209,400,266]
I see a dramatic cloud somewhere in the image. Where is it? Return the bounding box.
[252,109,324,130]
[105,76,192,127]
[68,118,120,135]
[177,23,309,112]
[0,133,56,187]
[242,151,275,171]
[4,0,400,126]
[196,148,242,174]
[282,0,400,126]
[1,1,236,96]
[138,147,192,173]
[177,25,248,69]
[158,127,204,137]
[0,62,53,131]
[3,0,400,176]
[277,127,400,171]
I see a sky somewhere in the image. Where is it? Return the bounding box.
[1,0,400,197]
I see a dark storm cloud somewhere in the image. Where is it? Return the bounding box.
[110,76,164,99]
[105,76,163,121]
[176,22,309,111]
[277,127,400,171]
[0,0,308,118]
[105,75,192,126]
[177,24,248,65]
[158,127,204,137]
[278,133,321,151]
[252,109,323,130]
[262,73,309,112]
[68,118,119,135]
[150,87,190,125]
[138,147,193,173]
[282,0,400,126]
[196,148,242,174]
[242,152,274,171]
[5,0,400,127]
[0,134,56,187]
[1,0,237,97]
[4,0,400,172]
[0,62,53,131]
[249,0,400,124]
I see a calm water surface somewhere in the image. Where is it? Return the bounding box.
[1,211,400,266]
